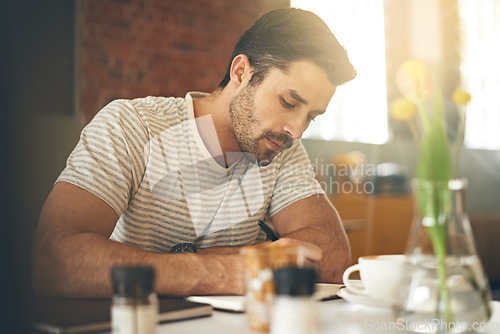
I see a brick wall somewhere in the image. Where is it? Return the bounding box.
[80,0,289,124]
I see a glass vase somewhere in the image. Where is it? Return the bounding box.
[393,179,492,333]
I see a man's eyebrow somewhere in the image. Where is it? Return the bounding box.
[287,89,326,115]
[288,89,308,105]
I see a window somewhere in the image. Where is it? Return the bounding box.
[291,0,388,144]
[458,0,500,150]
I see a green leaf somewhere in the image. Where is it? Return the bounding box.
[415,90,452,235]
[416,90,452,184]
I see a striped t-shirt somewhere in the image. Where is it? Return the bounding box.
[57,92,324,253]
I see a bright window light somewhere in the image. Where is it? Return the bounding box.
[291,0,388,144]
[458,0,500,150]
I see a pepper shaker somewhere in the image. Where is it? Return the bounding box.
[111,266,158,334]
[271,267,318,334]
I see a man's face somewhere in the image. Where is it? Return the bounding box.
[228,60,336,166]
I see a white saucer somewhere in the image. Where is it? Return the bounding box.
[337,288,393,308]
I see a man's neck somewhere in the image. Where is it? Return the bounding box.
[192,89,241,167]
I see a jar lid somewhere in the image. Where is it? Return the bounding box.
[111,266,155,297]
[274,267,316,296]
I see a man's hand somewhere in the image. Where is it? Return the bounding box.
[270,237,323,268]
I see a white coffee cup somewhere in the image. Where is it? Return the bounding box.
[342,254,405,302]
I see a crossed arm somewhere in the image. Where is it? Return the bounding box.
[31,181,350,298]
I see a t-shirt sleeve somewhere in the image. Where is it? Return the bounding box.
[268,140,324,216]
[56,99,148,216]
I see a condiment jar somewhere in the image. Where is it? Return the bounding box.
[271,267,318,334]
[111,266,158,334]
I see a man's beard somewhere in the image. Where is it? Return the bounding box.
[228,85,293,166]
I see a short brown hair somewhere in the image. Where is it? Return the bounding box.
[218,8,356,88]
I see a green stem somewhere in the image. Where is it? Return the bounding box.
[453,107,466,178]
[428,225,453,328]
[418,102,430,131]
[419,182,453,330]
[408,118,421,143]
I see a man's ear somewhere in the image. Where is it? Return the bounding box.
[229,54,251,87]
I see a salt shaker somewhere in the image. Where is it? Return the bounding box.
[111,266,158,334]
[271,267,318,334]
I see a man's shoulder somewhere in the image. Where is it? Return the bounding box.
[100,96,188,129]
[100,96,185,117]
[126,96,186,113]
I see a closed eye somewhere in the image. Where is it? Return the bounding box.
[281,97,296,109]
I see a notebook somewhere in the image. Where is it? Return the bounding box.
[32,296,213,334]
[186,283,343,312]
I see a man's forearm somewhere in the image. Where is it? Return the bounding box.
[197,246,242,255]
[269,194,351,283]
[31,233,245,298]
[280,224,351,283]
[196,225,350,283]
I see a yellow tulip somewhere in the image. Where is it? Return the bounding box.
[452,88,471,106]
[390,98,417,121]
[396,60,433,104]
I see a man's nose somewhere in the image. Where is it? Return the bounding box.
[283,116,307,140]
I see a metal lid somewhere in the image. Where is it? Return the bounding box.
[111,266,155,298]
[274,267,317,296]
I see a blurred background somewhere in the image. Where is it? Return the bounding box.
[2,0,500,331]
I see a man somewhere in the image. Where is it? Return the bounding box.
[31,8,356,298]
